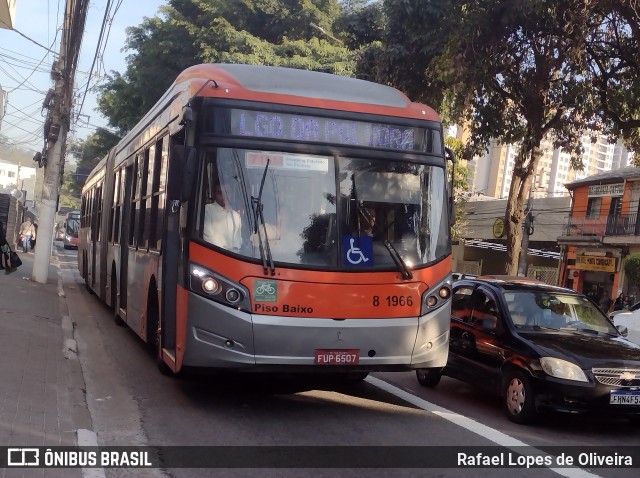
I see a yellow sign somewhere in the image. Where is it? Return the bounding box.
[493,218,505,238]
[575,255,616,272]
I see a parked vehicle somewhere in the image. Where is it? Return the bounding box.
[416,277,640,425]
[610,301,640,322]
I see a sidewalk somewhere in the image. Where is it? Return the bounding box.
[0,248,90,477]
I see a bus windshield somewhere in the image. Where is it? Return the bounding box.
[196,148,449,270]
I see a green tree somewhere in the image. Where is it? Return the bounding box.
[583,1,640,158]
[58,170,81,210]
[69,128,121,172]
[623,253,640,292]
[65,128,121,198]
[445,136,471,241]
[374,0,601,275]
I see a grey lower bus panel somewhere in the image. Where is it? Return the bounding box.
[182,292,450,370]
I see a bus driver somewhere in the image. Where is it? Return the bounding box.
[203,180,242,250]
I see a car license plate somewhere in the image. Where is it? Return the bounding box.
[314,349,359,365]
[610,391,640,405]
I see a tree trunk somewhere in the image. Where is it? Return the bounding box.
[504,144,543,275]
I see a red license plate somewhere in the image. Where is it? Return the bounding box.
[314,349,360,365]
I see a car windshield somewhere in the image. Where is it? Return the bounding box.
[195,148,450,270]
[504,290,619,335]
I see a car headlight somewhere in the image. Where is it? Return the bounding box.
[540,357,588,382]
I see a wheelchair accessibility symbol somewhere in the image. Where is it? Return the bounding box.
[343,236,373,267]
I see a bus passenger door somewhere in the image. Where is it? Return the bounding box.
[91,187,102,289]
[118,164,133,317]
[159,141,191,368]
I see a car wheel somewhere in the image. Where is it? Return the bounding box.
[416,368,442,388]
[503,370,537,424]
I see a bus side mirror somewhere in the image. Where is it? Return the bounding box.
[181,148,197,202]
[168,146,197,202]
[445,147,456,226]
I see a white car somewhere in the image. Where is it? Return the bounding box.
[610,301,640,323]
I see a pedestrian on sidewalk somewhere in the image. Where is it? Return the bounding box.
[0,220,9,269]
[19,217,36,253]
[614,293,627,311]
[0,221,17,274]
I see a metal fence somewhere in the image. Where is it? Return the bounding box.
[564,212,639,237]
[527,265,559,286]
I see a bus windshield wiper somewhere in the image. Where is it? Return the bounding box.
[382,239,413,280]
[251,159,275,276]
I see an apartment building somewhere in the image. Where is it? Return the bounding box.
[467,136,634,200]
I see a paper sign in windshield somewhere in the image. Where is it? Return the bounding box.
[246,152,329,172]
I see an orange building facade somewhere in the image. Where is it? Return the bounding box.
[558,167,640,308]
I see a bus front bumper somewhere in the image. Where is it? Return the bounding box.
[182,293,450,371]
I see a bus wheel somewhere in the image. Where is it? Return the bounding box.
[156,341,173,377]
[416,368,442,388]
[148,285,173,376]
[111,271,124,326]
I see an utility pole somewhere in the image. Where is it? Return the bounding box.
[32,0,89,283]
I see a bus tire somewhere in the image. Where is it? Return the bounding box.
[416,368,442,388]
[147,283,173,376]
[83,253,94,295]
[111,269,124,326]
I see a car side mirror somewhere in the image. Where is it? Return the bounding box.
[616,325,628,337]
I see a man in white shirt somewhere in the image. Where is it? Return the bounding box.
[203,182,242,250]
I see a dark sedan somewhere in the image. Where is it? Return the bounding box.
[415,277,640,424]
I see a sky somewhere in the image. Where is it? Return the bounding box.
[0,0,165,156]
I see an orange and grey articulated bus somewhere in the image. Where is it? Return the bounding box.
[79,64,454,378]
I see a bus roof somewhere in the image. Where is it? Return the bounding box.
[176,64,441,121]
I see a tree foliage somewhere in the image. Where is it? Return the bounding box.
[368,0,640,275]
[445,136,471,241]
[623,253,640,290]
[583,0,640,158]
[62,127,121,205]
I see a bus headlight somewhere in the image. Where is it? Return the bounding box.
[420,280,452,315]
[189,263,250,311]
[202,277,220,294]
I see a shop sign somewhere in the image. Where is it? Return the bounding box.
[492,217,505,238]
[575,255,616,272]
[588,183,624,197]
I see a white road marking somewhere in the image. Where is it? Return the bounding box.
[366,376,601,478]
[76,429,106,478]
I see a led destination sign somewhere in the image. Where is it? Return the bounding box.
[229,109,435,152]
